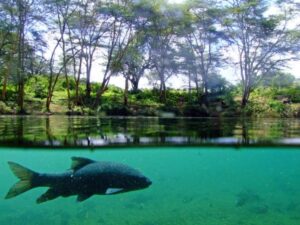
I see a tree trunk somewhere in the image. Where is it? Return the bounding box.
[124,77,129,106]
[159,81,166,103]
[94,78,109,108]
[75,80,80,105]
[86,64,92,99]
[46,72,61,112]
[17,82,25,114]
[131,79,139,93]
[1,66,9,101]
[188,71,191,102]
[46,95,51,112]
[74,48,82,106]
[241,86,251,108]
[16,0,26,114]
[62,39,71,111]
[64,73,71,110]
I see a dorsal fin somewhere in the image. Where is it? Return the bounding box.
[71,157,95,171]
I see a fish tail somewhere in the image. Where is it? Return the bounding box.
[5,161,38,199]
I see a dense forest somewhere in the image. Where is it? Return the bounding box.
[0,0,300,117]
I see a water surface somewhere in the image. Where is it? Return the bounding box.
[1,116,300,146]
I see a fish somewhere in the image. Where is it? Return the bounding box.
[5,157,152,204]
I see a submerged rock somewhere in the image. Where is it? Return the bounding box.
[249,204,269,214]
[236,189,261,207]
[286,201,299,211]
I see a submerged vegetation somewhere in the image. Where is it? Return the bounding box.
[0,0,300,117]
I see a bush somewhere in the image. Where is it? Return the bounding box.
[268,100,286,115]
[34,85,48,98]
[183,104,209,117]
[4,89,17,101]
[0,101,13,114]
[62,79,76,90]
[98,103,129,116]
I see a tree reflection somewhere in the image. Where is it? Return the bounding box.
[0,116,299,147]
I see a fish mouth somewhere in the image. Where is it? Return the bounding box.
[145,177,152,187]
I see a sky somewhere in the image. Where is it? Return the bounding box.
[168,0,186,3]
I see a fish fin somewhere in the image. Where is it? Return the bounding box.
[71,157,95,171]
[5,162,37,199]
[36,188,60,204]
[105,188,124,195]
[77,194,92,202]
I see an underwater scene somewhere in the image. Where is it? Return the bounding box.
[0,147,299,225]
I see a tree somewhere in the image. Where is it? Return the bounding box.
[260,71,296,88]
[44,0,77,112]
[0,21,17,101]
[121,35,151,93]
[67,0,110,102]
[223,0,300,107]
[184,0,224,100]
[0,0,45,113]
[93,0,137,107]
[146,2,181,103]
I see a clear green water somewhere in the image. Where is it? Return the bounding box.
[0,147,300,225]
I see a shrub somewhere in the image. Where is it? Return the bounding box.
[183,104,209,117]
[34,85,48,98]
[98,103,129,116]
[0,101,13,114]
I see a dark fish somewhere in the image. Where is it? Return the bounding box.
[5,157,152,204]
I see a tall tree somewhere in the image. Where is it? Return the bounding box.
[67,0,110,103]
[0,8,17,101]
[0,0,45,113]
[93,0,136,107]
[120,34,151,93]
[184,0,223,100]
[44,0,76,111]
[223,0,300,107]
[147,2,181,103]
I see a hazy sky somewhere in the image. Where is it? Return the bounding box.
[168,0,186,4]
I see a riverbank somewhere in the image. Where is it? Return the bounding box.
[1,95,300,118]
[1,77,300,118]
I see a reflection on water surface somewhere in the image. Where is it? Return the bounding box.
[0,116,300,147]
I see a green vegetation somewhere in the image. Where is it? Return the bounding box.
[0,0,299,117]
[1,74,300,117]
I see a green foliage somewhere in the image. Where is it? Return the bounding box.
[98,103,129,116]
[0,0,299,117]
[276,86,300,103]
[25,76,48,98]
[259,72,295,88]
[0,101,13,114]
[129,90,161,106]
[242,87,291,117]
[34,85,48,98]
[207,74,229,93]
[183,104,209,117]
[62,78,76,90]
[2,88,17,101]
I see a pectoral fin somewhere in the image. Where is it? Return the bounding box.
[37,188,60,204]
[77,194,92,202]
[105,188,124,195]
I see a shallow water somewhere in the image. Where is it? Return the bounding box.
[0,147,299,225]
